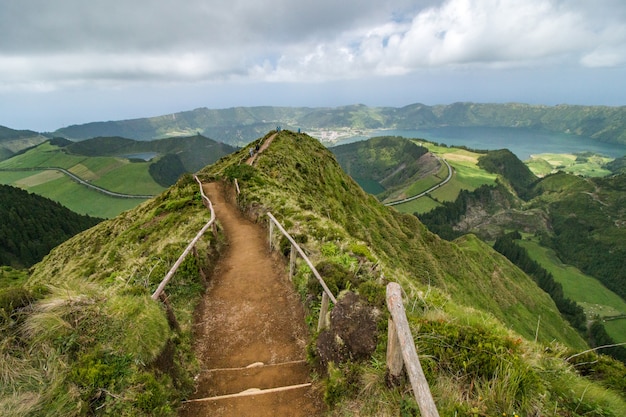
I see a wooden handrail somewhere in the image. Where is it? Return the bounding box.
[151,176,216,300]
[386,282,439,417]
[266,212,336,304]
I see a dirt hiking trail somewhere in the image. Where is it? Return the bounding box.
[179,155,325,415]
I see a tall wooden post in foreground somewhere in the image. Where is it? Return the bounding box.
[386,282,439,417]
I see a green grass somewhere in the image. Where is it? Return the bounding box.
[29,174,146,218]
[526,153,613,177]
[1,170,143,218]
[398,141,498,210]
[392,196,442,214]
[519,238,626,343]
[0,174,214,416]
[90,162,164,195]
[0,142,165,218]
[0,142,165,195]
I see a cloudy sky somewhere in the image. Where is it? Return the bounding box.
[2,0,626,131]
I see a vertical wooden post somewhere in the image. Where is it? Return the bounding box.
[386,318,404,383]
[192,246,208,285]
[317,292,330,332]
[386,282,439,417]
[159,291,181,333]
[269,220,274,251]
[289,243,297,281]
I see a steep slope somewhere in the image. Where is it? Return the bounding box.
[2,175,216,416]
[197,131,626,416]
[0,184,102,268]
[200,131,583,347]
[331,136,430,195]
[4,131,625,416]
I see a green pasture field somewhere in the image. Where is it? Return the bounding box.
[0,142,165,195]
[391,142,497,214]
[88,161,165,195]
[28,174,149,218]
[519,239,626,343]
[0,142,165,217]
[404,161,448,195]
[526,153,613,177]
[0,169,150,219]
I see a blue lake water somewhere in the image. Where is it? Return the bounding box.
[334,127,626,161]
[122,152,158,161]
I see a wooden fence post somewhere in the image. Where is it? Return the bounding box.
[386,282,439,417]
[386,318,404,384]
[159,291,181,333]
[317,292,330,332]
[269,220,274,251]
[289,243,297,281]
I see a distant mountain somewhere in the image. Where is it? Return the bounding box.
[0,184,102,268]
[51,103,626,147]
[605,155,626,174]
[0,125,47,161]
[64,134,236,177]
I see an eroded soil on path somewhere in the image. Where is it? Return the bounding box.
[179,181,324,416]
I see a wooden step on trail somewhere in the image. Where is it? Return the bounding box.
[179,360,320,417]
[191,360,311,398]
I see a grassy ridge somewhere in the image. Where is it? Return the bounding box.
[1,174,216,416]
[3,130,625,416]
[197,131,626,416]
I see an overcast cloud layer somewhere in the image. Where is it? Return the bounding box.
[1,0,626,131]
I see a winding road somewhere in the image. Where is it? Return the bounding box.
[384,155,453,206]
[0,167,155,198]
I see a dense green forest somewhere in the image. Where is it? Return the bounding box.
[418,183,516,240]
[477,149,538,199]
[0,185,102,267]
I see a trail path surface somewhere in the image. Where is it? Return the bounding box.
[180,147,323,415]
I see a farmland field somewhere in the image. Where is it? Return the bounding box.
[392,142,497,214]
[0,142,162,218]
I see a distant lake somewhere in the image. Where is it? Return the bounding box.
[122,152,158,161]
[334,127,626,160]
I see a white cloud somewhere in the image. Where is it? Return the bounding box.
[1,0,626,131]
[252,0,626,81]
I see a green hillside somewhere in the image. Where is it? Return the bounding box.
[51,103,626,146]
[3,131,625,416]
[0,185,102,268]
[532,173,626,301]
[331,136,429,196]
[0,125,48,161]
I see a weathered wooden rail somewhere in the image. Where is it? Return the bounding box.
[266,212,337,331]
[151,175,216,301]
[386,282,439,417]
